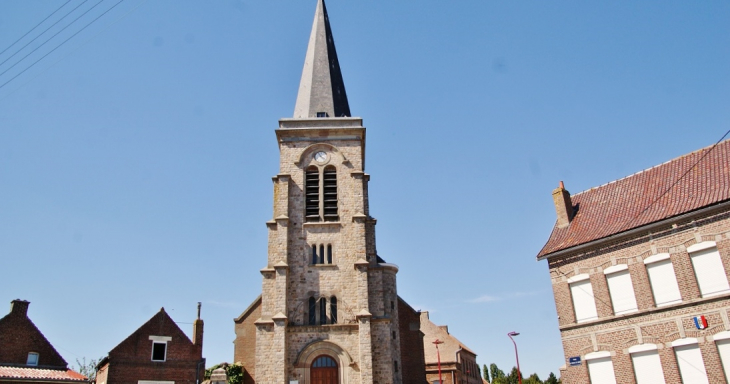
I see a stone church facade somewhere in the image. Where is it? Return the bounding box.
[233,1,426,383]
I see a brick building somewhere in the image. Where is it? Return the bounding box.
[538,139,730,383]
[231,1,433,383]
[420,313,481,384]
[0,299,87,384]
[95,306,205,384]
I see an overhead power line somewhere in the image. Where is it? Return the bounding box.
[0,0,126,90]
[0,0,73,57]
[0,0,89,68]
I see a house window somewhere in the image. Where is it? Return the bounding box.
[673,339,709,384]
[604,265,638,315]
[568,274,598,323]
[26,352,39,366]
[585,352,617,384]
[644,254,682,306]
[308,296,337,325]
[319,298,327,325]
[688,242,730,297]
[316,112,329,118]
[715,332,730,383]
[151,341,167,362]
[629,344,666,384]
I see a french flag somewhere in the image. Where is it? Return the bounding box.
[694,315,708,330]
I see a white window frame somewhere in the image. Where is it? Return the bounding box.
[585,351,617,384]
[149,336,171,362]
[644,254,682,307]
[672,338,709,384]
[628,344,666,384]
[568,274,598,323]
[26,352,39,366]
[604,265,638,315]
[687,242,730,298]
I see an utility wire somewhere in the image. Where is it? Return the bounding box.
[0,0,147,100]
[0,0,89,68]
[0,0,126,91]
[0,0,73,57]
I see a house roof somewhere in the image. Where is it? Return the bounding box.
[0,300,68,368]
[420,312,476,364]
[538,139,730,259]
[106,308,195,358]
[0,366,86,382]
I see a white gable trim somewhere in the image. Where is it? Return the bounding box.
[148,336,172,342]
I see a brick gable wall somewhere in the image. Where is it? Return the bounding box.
[0,301,67,368]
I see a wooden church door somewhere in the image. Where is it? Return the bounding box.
[310,355,338,384]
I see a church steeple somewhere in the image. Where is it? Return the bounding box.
[293,0,351,119]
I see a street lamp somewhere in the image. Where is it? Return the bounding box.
[432,339,444,384]
[507,332,522,384]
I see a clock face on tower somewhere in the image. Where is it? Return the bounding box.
[314,151,328,163]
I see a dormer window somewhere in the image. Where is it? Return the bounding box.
[26,352,39,366]
[316,112,329,118]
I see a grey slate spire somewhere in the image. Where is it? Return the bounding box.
[293,0,351,118]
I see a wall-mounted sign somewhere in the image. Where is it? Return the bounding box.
[569,356,581,366]
[694,315,708,330]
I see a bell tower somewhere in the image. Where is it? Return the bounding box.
[253,1,403,383]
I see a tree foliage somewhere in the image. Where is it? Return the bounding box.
[74,357,100,382]
[484,362,560,384]
[483,363,490,383]
[204,363,244,384]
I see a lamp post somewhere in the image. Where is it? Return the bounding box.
[507,331,522,384]
[433,339,444,384]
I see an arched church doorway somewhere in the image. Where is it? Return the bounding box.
[310,355,338,384]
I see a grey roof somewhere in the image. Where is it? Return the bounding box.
[293,0,351,119]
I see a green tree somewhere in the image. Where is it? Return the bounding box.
[523,373,542,384]
[74,357,100,382]
[545,372,561,384]
[490,363,505,381]
[506,366,521,384]
[483,364,490,383]
[204,363,244,384]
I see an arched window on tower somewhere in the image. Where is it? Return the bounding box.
[327,244,333,264]
[308,297,316,325]
[322,166,338,221]
[319,297,327,325]
[311,244,318,265]
[305,167,320,222]
[331,296,337,324]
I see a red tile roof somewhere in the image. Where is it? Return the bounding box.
[538,139,730,258]
[0,366,87,382]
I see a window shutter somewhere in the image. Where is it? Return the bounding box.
[675,343,709,384]
[305,169,320,221]
[631,350,666,384]
[717,339,730,383]
[587,357,617,384]
[690,247,730,297]
[606,270,638,315]
[646,259,682,306]
[569,279,598,323]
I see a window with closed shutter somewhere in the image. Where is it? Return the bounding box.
[569,276,598,323]
[688,243,730,297]
[322,166,338,221]
[645,257,682,306]
[305,168,320,222]
[586,355,617,384]
[630,347,666,384]
[605,267,638,315]
[674,342,709,384]
[717,338,730,383]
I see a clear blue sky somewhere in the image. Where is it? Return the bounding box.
[1,0,728,380]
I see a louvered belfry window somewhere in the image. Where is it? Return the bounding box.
[305,167,320,222]
[322,166,338,221]
[305,164,338,222]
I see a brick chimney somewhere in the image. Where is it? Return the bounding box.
[10,299,30,317]
[193,302,204,354]
[552,181,574,228]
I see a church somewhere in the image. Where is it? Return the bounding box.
[233,1,428,383]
